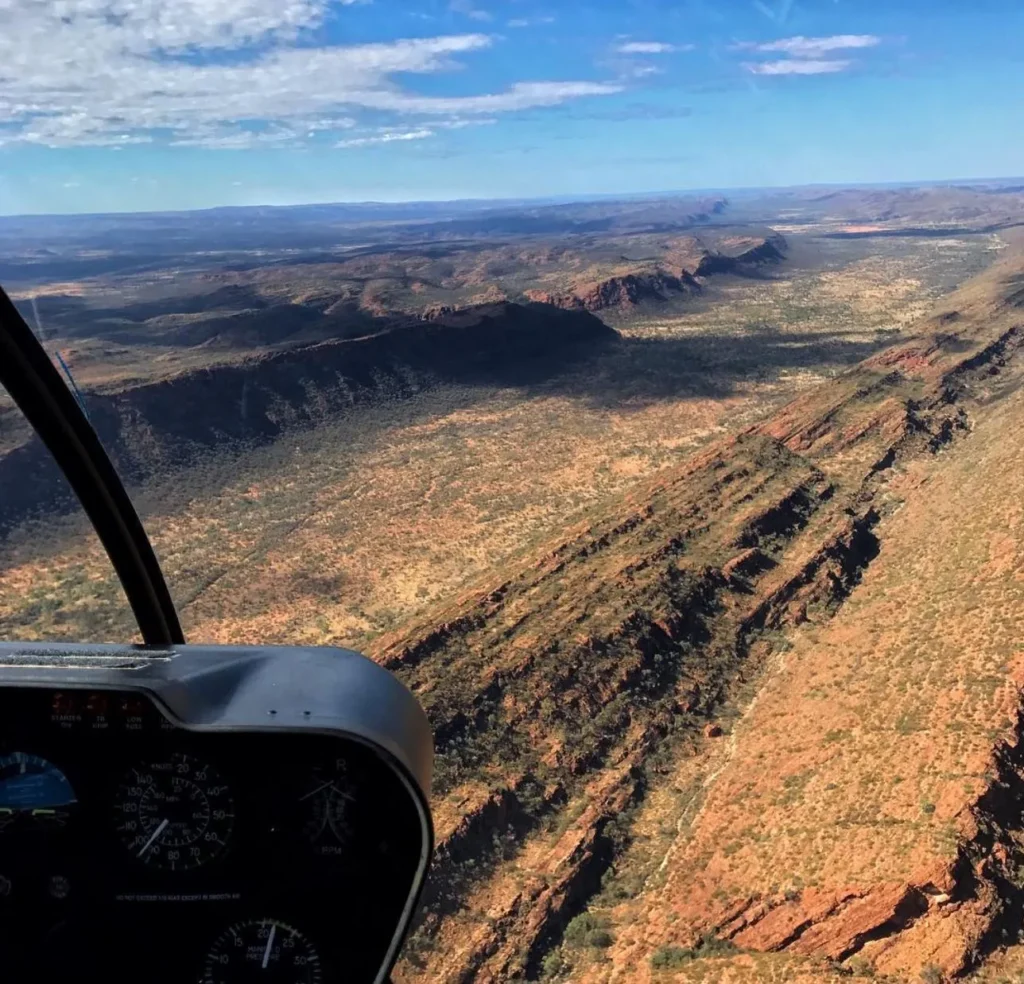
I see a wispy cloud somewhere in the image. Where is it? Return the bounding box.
[615,41,693,54]
[736,34,881,76]
[449,0,492,22]
[337,128,435,148]
[753,0,795,26]
[358,81,623,115]
[735,34,881,57]
[171,125,306,149]
[335,117,496,148]
[743,58,852,75]
[0,0,619,148]
[507,15,555,28]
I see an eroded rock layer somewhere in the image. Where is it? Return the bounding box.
[377,250,1024,983]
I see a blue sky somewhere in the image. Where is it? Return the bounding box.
[0,0,1021,214]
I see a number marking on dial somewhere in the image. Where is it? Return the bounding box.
[299,758,356,855]
[114,752,234,870]
[202,919,322,984]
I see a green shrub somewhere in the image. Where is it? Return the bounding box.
[846,956,875,977]
[564,912,614,949]
[650,945,696,970]
[540,950,564,979]
[697,931,738,957]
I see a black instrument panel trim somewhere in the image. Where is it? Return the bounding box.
[0,641,434,984]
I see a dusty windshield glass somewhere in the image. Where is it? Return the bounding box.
[0,367,136,643]
[2,0,1024,980]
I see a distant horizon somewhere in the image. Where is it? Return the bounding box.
[2,1,1022,216]
[2,174,1023,222]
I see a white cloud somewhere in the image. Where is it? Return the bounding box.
[735,34,881,57]
[743,59,852,75]
[435,118,498,129]
[337,128,436,148]
[507,15,555,28]
[615,41,692,54]
[0,1,619,148]
[449,0,491,21]
[353,81,623,115]
[171,126,302,149]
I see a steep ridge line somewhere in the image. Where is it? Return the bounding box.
[0,300,616,532]
[384,252,1024,982]
[523,231,787,313]
[602,257,1024,983]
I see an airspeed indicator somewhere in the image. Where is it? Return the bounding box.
[114,752,234,870]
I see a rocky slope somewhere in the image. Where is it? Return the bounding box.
[694,233,788,277]
[523,234,786,313]
[374,248,1024,983]
[0,301,616,530]
[525,270,702,312]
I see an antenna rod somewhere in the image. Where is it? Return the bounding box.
[54,350,91,423]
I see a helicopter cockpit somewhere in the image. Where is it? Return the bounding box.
[0,287,434,983]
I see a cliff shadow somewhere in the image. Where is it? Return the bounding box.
[532,326,906,409]
[0,316,908,536]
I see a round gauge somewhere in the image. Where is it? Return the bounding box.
[298,758,356,854]
[0,752,77,833]
[114,752,234,870]
[201,919,322,984]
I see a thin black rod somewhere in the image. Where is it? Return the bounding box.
[0,286,184,645]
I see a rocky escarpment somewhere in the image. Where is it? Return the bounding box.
[694,231,788,277]
[525,270,702,312]
[523,232,787,314]
[0,301,617,530]
[380,253,1024,983]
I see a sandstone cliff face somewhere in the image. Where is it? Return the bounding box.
[694,232,788,277]
[0,301,617,531]
[525,270,702,312]
[522,233,787,314]
[378,254,1024,983]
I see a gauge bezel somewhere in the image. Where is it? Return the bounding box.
[0,751,78,832]
[114,751,236,871]
[201,917,322,984]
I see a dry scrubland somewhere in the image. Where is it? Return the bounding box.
[0,233,999,649]
[2,224,1023,984]
[595,351,1024,984]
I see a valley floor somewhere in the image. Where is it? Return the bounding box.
[0,231,999,650]
[1,229,1022,984]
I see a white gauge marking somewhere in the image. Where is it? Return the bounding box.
[262,923,276,969]
[299,779,334,802]
[137,817,169,857]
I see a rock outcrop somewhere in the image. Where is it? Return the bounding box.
[695,232,788,277]
[526,270,702,312]
[379,251,1024,983]
[0,301,618,530]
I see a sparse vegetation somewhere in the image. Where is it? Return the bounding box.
[2,193,1022,984]
[651,944,698,970]
[563,912,614,950]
